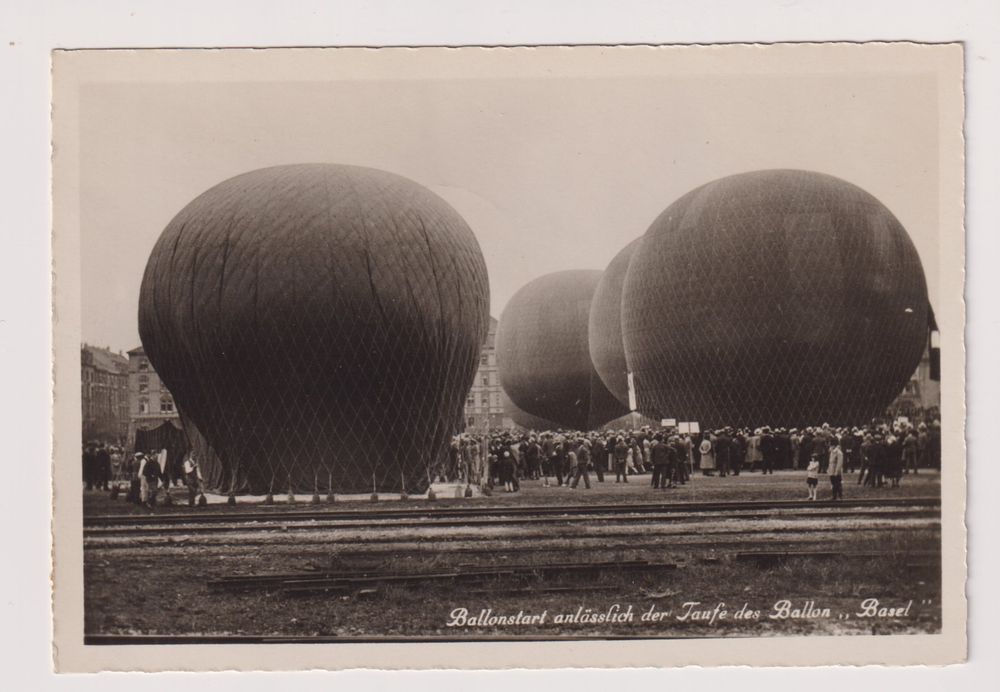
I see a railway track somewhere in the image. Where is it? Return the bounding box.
[83,507,939,538]
[84,496,940,530]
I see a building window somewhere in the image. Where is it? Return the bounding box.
[480,355,488,366]
[467,417,476,427]
[160,396,174,413]
[138,359,150,371]
[138,398,149,414]
[466,395,475,406]
[481,376,489,386]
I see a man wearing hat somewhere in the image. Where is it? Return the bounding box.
[828,437,845,500]
[649,434,669,488]
[813,426,830,474]
[730,428,746,476]
[138,451,163,508]
[759,427,775,475]
[715,429,731,478]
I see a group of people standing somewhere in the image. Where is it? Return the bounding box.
[442,418,941,497]
[445,429,693,491]
[693,421,941,478]
[82,443,204,508]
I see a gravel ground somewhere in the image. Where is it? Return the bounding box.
[83,471,942,639]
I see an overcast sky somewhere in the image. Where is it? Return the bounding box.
[76,51,943,353]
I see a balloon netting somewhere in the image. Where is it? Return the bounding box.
[496,270,628,430]
[139,165,490,495]
[621,169,930,429]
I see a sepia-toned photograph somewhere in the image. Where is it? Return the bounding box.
[50,43,966,671]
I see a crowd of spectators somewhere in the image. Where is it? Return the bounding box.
[441,418,941,496]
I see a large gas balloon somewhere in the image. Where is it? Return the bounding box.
[500,390,561,432]
[496,270,628,430]
[621,169,930,428]
[588,237,642,409]
[139,164,490,494]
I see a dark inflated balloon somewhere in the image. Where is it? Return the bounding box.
[621,169,929,428]
[589,237,642,408]
[139,164,490,494]
[500,390,561,432]
[496,270,628,430]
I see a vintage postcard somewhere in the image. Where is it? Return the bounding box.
[51,44,966,671]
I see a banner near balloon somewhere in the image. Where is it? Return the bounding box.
[496,270,629,431]
[139,164,490,495]
[621,169,931,428]
[588,237,643,410]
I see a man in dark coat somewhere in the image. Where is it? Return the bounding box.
[570,438,592,489]
[798,431,814,470]
[813,428,831,474]
[715,430,731,477]
[869,433,887,488]
[842,431,858,474]
[524,437,541,480]
[859,433,873,486]
[96,443,112,491]
[731,430,746,475]
[82,444,96,490]
[541,433,556,482]
[928,423,942,469]
[140,452,163,507]
[613,437,629,483]
[590,435,606,482]
[649,434,668,488]
[553,438,567,487]
[775,429,792,469]
[759,428,776,475]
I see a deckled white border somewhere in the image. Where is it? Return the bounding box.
[49,43,966,673]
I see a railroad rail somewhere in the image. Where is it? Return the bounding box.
[83,506,939,538]
[84,495,941,529]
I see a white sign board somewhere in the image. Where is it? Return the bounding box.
[661,418,677,428]
[677,422,691,434]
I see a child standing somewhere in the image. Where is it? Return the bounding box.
[806,454,821,500]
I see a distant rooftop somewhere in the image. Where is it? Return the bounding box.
[81,343,128,373]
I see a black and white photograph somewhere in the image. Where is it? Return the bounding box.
[50,43,966,670]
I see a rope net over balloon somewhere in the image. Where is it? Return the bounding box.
[496,270,628,431]
[139,164,490,495]
[621,169,930,429]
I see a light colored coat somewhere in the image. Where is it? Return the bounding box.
[828,447,844,476]
[699,438,716,470]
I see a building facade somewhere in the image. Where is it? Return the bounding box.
[888,345,941,421]
[462,317,511,431]
[81,344,129,443]
[126,346,180,441]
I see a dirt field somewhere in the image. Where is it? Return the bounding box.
[83,470,942,639]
